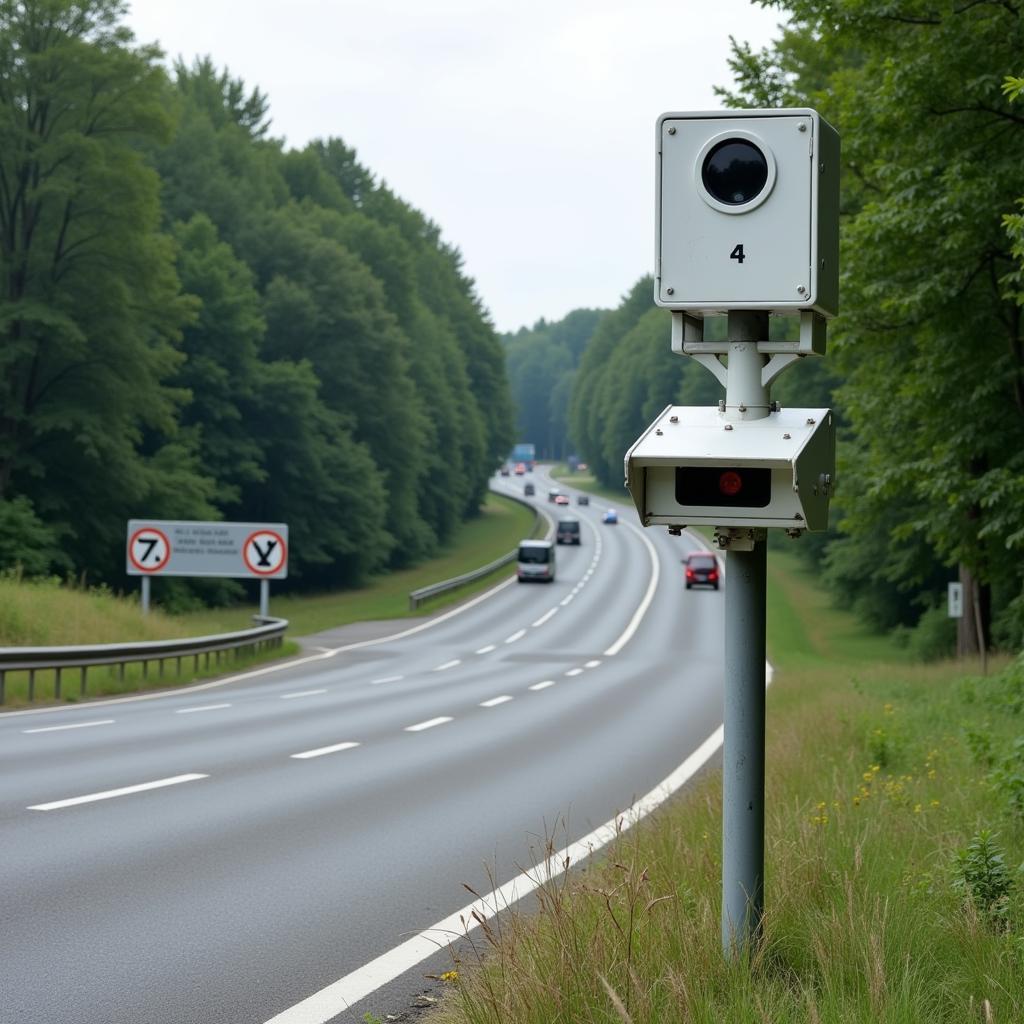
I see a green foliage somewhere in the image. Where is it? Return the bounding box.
[0,3,515,601]
[952,830,1015,927]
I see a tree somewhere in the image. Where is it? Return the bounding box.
[720,0,1024,651]
[0,0,204,576]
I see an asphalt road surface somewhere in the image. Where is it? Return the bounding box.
[1,469,726,1024]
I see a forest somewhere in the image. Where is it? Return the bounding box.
[506,0,1024,656]
[0,0,513,604]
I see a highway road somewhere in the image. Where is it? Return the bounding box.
[0,469,726,1024]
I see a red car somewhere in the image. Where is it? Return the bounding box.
[684,552,719,590]
[554,494,570,506]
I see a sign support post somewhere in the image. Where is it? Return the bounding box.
[141,576,151,616]
[260,579,270,620]
[718,311,769,957]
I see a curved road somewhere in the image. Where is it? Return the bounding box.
[0,469,726,1024]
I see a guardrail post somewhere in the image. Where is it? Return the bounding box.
[54,666,62,700]
[0,669,5,704]
[80,666,87,696]
[29,669,35,701]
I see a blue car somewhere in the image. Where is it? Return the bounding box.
[602,508,618,525]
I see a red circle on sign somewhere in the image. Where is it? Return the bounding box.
[243,530,287,576]
[719,471,743,497]
[128,527,171,573]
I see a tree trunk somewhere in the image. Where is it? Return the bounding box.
[957,563,990,662]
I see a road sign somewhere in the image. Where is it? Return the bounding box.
[127,526,171,574]
[125,521,288,579]
[948,581,964,618]
[243,530,287,577]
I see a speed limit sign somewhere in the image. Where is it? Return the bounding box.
[127,527,171,574]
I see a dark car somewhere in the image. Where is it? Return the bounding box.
[556,517,581,545]
[577,494,590,506]
[524,482,535,496]
[685,552,720,590]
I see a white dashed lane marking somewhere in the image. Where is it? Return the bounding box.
[28,774,208,811]
[291,742,360,760]
[175,704,232,715]
[531,609,558,627]
[432,660,461,672]
[585,660,602,669]
[565,668,583,677]
[529,680,555,691]
[280,690,327,700]
[22,719,115,734]
[405,717,453,733]
[475,645,496,655]
[504,629,526,644]
[479,696,513,708]
[370,676,403,686]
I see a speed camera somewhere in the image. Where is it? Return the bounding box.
[655,108,839,316]
[624,405,835,531]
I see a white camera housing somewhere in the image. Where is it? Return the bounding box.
[624,405,835,530]
[655,108,839,317]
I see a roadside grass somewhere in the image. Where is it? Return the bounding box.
[428,547,1024,1024]
[0,492,536,707]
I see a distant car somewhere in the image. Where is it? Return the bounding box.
[514,463,526,475]
[556,517,581,545]
[524,482,535,496]
[577,494,590,506]
[684,552,720,590]
[554,494,570,506]
[517,539,556,583]
[547,488,562,503]
[499,465,510,476]
[602,508,618,524]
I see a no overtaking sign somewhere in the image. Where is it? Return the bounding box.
[126,520,288,580]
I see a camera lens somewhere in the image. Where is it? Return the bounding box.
[701,139,769,206]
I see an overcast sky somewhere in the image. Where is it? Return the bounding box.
[125,1,785,333]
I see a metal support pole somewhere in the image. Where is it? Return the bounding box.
[722,538,767,956]
[259,578,270,620]
[141,575,151,615]
[721,310,769,959]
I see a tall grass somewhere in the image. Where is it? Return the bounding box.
[428,550,1024,1024]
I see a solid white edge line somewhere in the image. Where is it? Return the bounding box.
[404,717,453,733]
[290,742,360,760]
[28,773,208,811]
[261,663,776,1024]
[22,719,115,734]
[479,695,513,708]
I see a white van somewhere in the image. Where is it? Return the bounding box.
[517,539,556,583]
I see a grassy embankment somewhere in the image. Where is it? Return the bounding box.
[427,472,1024,1024]
[0,492,537,707]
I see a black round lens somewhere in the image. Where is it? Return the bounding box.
[701,139,768,206]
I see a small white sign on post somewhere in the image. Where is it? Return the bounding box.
[948,581,964,619]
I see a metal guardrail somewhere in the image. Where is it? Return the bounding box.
[408,489,546,611]
[0,617,288,705]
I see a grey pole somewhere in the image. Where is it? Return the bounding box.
[721,310,769,958]
[141,575,151,616]
[259,578,270,620]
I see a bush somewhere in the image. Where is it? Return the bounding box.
[907,604,956,661]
